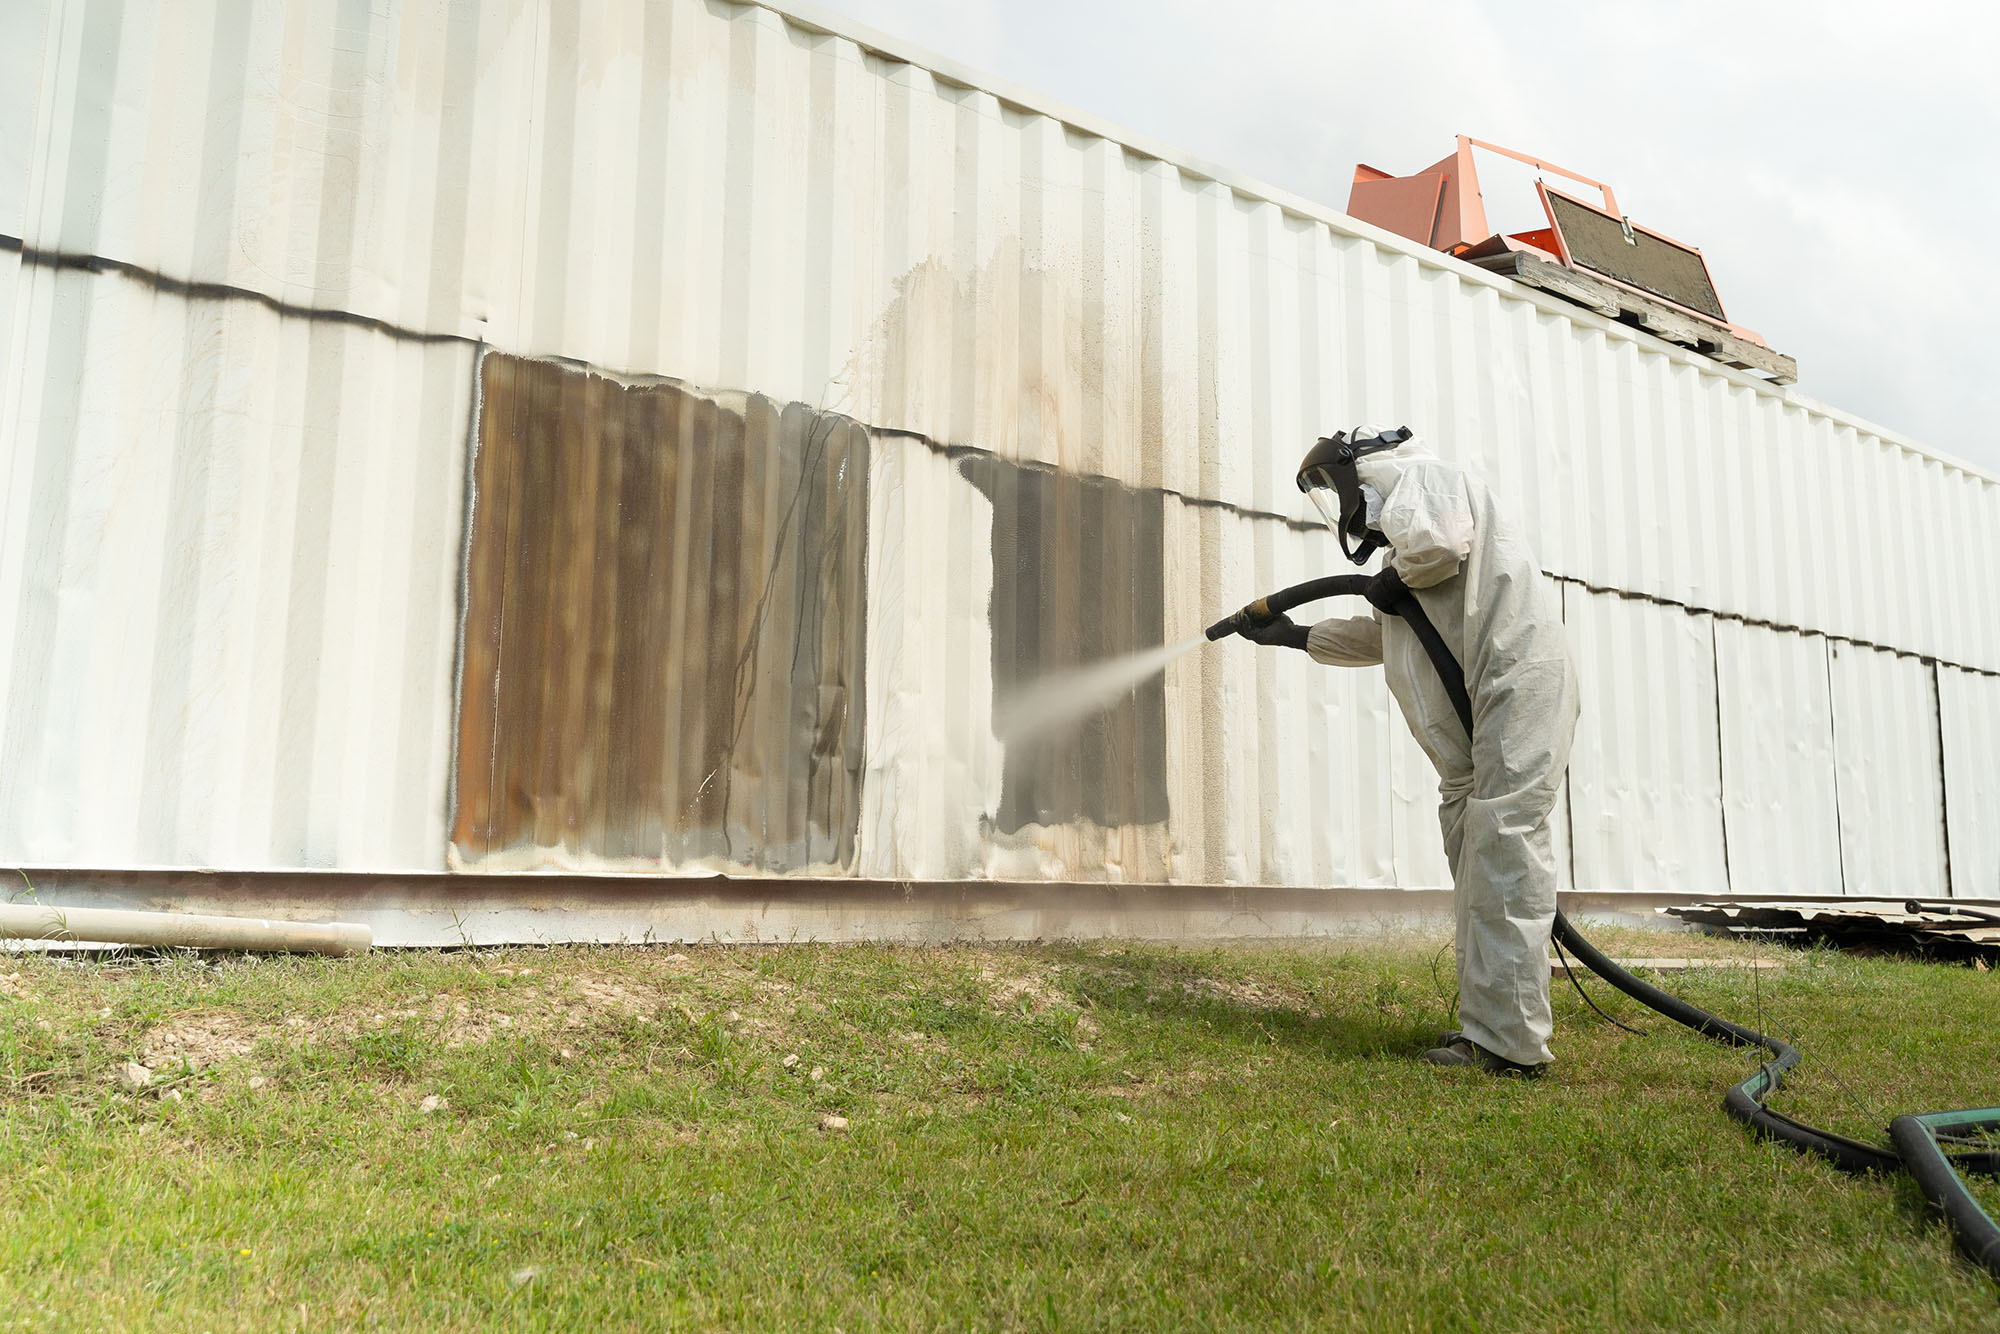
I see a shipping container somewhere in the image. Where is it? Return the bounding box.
[1,0,1994,940]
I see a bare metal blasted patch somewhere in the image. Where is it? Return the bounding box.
[452,355,868,874]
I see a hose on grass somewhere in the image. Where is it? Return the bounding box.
[1891,1111,2000,1277]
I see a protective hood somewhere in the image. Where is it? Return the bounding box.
[1295,424,1412,564]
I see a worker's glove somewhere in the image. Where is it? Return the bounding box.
[1364,565,1410,614]
[1239,613,1309,651]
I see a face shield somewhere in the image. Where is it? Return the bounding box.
[1303,482,1345,533]
[1295,426,1412,565]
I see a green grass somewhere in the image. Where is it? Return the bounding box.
[0,929,1994,1330]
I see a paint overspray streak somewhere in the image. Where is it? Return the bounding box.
[994,637,1207,745]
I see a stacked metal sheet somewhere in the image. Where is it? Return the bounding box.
[1667,901,2000,956]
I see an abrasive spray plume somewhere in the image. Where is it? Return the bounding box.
[993,637,1207,745]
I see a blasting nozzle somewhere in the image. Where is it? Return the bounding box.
[1205,597,1275,641]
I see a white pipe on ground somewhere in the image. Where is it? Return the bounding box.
[0,902,370,956]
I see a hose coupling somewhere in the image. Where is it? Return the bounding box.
[1205,596,1275,641]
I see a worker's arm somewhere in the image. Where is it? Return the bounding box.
[1367,460,1474,589]
[1306,613,1384,667]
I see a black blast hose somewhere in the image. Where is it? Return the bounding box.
[1205,576,1373,642]
[1216,573,2000,1277]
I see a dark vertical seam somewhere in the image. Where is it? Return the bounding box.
[1711,617,1732,894]
[1562,581,1579,895]
[844,425,868,869]
[1931,659,1953,899]
[403,0,483,866]
[1825,640,1849,897]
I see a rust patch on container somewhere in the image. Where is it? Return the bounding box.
[959,456,1169,833]
[452,355,867,872]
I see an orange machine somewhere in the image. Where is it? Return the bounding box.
[1349,136,1785,372]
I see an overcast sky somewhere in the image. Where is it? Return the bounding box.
[808,0,2000,477]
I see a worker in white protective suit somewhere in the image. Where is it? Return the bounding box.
[1241,425,1580,1076]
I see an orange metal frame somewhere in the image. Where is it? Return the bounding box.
[1349,136,1621,257]
[1459,135,1620,224]
[1347,135,1766,345]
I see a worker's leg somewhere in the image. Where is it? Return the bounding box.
[1451,661,1578,1069]
[1451,797,1559,1067]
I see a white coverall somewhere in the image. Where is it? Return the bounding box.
[1305,439,1580,1067]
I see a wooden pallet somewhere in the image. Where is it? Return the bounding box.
[1470,248,1798,384]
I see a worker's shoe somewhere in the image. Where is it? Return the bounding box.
[1420,1035,1545,1079]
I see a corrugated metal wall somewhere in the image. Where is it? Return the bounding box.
[3,0,1997,897]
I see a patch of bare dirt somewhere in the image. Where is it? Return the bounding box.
[109,963,808,1086]
[1181,976,1315,1014]
[977,961,1065,1013]
[1091,1067,1213,1101]
[553,977,664,1028]
[140,1013,262,1070]
[976,962,1100,1040]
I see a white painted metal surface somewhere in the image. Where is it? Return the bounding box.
[1713,621,1842,897]
[1939,668,2000,899]
[1,0,1995,900]
[0,2,46,239]
[1827,644,1948,899]
[0,269,471,870]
